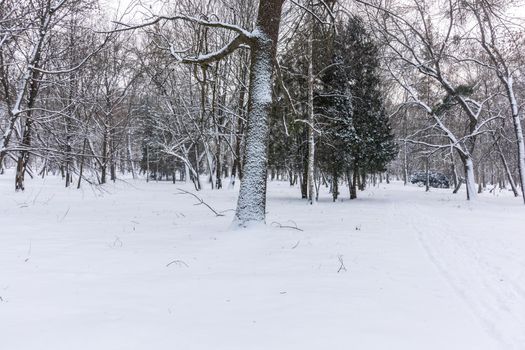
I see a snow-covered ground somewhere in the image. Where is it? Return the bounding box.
[1,173,524,350]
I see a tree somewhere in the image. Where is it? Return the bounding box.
[0,0,106,189]
[234,0,286,224]
[315,32,354,201]
[317,15,396,199]
[361,0,498,200]
[111,0,285,225]
[465,0,525,203]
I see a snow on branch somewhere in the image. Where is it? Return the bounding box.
[169,35,250,65]
[109,14,253,39]
[400,138,451,150]
[105,13,256,67]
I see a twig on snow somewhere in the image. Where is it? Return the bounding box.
[271,220,304,231]
[337,255,347,273]
[58,206,71,222]
[166,259,189,268]
[175,188,225,217]
[24,240,31,262]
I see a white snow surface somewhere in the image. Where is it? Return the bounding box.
[1,173,525,350]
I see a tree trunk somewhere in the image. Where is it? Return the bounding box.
[494,135,519,197]
[453,178,463,194]
[306,9,315,205]
[463,155,477,200]
[359,170,366,191]
[506,78,525,202]
[425,157,430,192]
[230,51,247,188]
[301,151,308,198]
[350,165,358,199]
[451,156,458,190]
[15,119,32,191]
[127,129,136,179]
[234,0,285,225]
[77,138,87,189]
[100,121,111,184]
[146,145,150,183]
[332,172,338,202]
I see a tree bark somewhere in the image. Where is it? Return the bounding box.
[234,0,285,225]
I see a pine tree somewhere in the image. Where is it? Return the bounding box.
[336,16,397,198]
[316,51,355,201]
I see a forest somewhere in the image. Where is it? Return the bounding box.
[2,0,525,222]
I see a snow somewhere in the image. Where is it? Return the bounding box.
[1,173,524,350]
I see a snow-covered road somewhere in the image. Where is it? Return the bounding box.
[1,175,524,349]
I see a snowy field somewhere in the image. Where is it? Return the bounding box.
[1,173,524,350]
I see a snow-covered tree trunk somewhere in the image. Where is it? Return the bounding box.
[127,129,136,179]
[234,0,284,225]
[505,77,525,203]
[464,156,477,201]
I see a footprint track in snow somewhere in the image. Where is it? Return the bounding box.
[406,201,525,350]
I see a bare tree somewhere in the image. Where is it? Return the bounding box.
[464,0,525,202]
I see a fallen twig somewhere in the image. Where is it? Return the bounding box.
[58,206,71,222]
[24,240,31,262]
[166,259,189,268]
[337,255,347,273]
[175,188,225,217]
[271,220,304,231]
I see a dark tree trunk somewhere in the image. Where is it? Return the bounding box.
[301,151,308,199]
[332,171,339,202]
[15,119,32,191]
[350,165,358,199]
[77,138,87,189]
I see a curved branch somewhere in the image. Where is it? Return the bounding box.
[108,14,253,38]
[170,34,250,65]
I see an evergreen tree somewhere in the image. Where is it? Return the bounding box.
[335,16,397,198]
[274,15,396,200]
[135,98,178,181]
[316,51,355,201]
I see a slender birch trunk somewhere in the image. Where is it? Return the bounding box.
[505,77,525,202]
